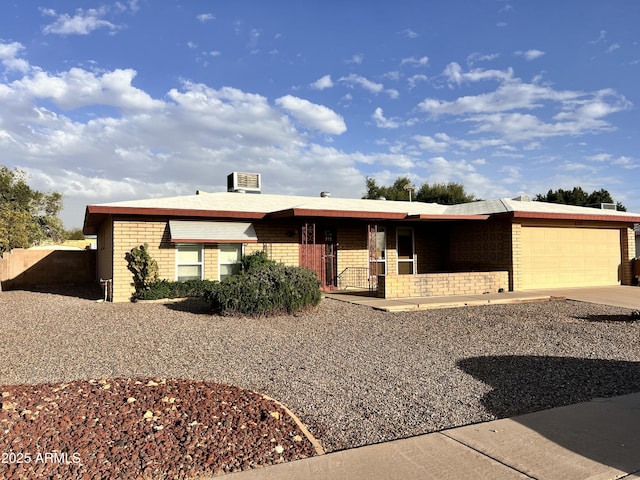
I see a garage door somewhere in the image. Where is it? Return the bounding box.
[520,227,621,289]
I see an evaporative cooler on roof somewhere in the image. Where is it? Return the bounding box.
[227,172,262,193]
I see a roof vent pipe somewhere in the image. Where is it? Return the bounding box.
[320,191,331,198]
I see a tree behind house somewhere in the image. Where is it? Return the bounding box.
[363,176,476,204]
[0,166,67,253]
[535,187,626,211]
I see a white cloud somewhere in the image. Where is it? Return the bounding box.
[275,95,346,135]
[339,74,383,94]
[11,67,162,111]
[197,13,215,22]
[346,54,363,64]
[372,108,399,129]
[515,49,545,60]
[310,75,333,90]
[607,43,621,53]
[466,52,500,66]
[400,56,429,67]
[41,7,118,35]
[418,155,501,198]
[586,153,638,169]
[400,28,418,39]
[0,42,29,73]
[443,62,513,85]
[413,134,450,152]
[417,65,632,148]
[386,88,400,99]
[408,74,428,89]
[0,63,368,226]
[414,133,506,152]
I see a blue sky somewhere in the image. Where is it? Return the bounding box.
[1,1,639,228]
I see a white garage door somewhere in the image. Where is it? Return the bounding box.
[520,227,621,289]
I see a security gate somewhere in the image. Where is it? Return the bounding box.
[300,222,337,289]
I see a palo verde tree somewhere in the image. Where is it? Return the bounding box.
[535,187,626,211]
[363,176,476,204]
[0,166,67,253]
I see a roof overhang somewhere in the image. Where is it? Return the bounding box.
[169,220,258,243]
[405,214,490,221]
[267,208,408,220]
[82,205,266,235]
[497,211,640,223]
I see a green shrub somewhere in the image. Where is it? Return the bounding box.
[241,250,276,272]
[125,243,159,293]
[204,263,321,316]
[133,279,218,301]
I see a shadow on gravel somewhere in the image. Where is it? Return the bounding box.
[16,283,104,301]
[163,298,213,315]
[457,355,640,475]
[575,312,640,323]
[457,355,640,418]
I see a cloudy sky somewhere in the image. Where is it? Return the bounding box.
[1,1,639,227]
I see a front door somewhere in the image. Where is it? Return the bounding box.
[300,223,337,289]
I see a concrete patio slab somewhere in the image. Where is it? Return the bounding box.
[325,285,640,312]
[445,393,640,480]
[324,290,556,312]
[222,430,529,480]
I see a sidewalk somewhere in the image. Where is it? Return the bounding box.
[222,393,640,480]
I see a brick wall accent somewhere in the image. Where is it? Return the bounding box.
[378,271,509,299]
[336,224,368,274]
[109,218,301,302]
[511,222,522,291]
[244,221,299,266]
[621,226,635,285]
[449,221,512,271]
[112,218,173,302]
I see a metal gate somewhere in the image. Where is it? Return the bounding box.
[300,222,337,289]
[367,224,379,290]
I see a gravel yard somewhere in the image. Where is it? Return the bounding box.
[1,288,639,457]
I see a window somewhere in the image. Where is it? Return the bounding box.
[396,227,414,274]
[176,244,203,281]
[219,243,242,280]
[375,227,387,275]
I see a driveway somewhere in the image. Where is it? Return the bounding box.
[525,285,640,310]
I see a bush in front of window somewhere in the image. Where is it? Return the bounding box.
[126,243,159,293]
[241,250,276,272]
[204,263,321,316]
[132,279,218,301]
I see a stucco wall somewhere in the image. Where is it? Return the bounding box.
[0,248,96,290]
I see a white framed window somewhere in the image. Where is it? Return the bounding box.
[219,243,243,280]
[176,244,204,281]
[396,227,415,275]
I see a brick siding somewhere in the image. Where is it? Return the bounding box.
[378,271,509,298]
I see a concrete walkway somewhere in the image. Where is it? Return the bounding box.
[324,285,640,311]
[224,393,640,480]
[221,285,640,480]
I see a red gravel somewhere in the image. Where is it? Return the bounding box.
[0,378,319,479]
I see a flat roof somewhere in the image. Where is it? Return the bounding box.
[83,192,640,235]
